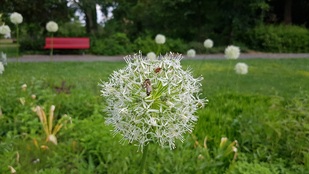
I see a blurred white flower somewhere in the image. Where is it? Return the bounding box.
[234,62,248,75]
[204,39,213,48]
[100,52,206,150]
[155,34,166,44]
[1,52,7,66]
[147,52,156,60]
[21,84,27,90]
[10,12,23,24]
[46,21,58,32]
[0,24,11,35]
[0,62,4,74]
[225,45,240,59]
[4,32,11,39]
[187,49,196,58]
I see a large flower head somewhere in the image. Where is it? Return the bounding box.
[155,34,166,44]
[46,21,58,32]
[100,52,206,150]
[204,39,213,48]
[0,24,11,35]
[10,12,23,24]
[0,62,4,74]
[225,45,240,59]
[234,62,248,75]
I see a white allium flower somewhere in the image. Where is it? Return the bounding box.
[100,52,206,150]
[187,49,196,58]
[10,12,23,24]
[1,52,7,66]
[0,62,4,74]
[0,24,11,35]
[46,21,58,32]
[234,62,248,75]
[155,34,166,44]
[224,45,240,59]
[204,39,213,48]
[147,52,156,60]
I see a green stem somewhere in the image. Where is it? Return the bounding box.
[226,59,233,92]
[50,33,54,61]
[16,24,20,60]
[139,145,149,174]
[156,44,161,56]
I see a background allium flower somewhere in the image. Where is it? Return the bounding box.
[0,62,4,74]
[10,12,23,24]
[46,21,58,32]
[100,53,206,150]
[225,45,240,59]
[0,52,7,66]
[204,39,213,48]
[155,34,166,44]
[147,52,156,60]
[0,25,11,35]
[234,62,248,74]
[187,49,196,58]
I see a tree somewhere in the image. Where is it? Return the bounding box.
[107,0,270,44]
[284,0,292,24]
[268,0,309,27]
[68,0,114,35]
[0,0,72,35]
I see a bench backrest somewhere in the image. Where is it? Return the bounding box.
[44,37,90,49]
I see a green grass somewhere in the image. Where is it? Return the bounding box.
[0,58,308,173]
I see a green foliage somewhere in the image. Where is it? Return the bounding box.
[91,32,132,55]
[244,25,309,52]
[58,21,86,37]
[227,161,274,174]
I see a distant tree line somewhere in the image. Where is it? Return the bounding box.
[1,0,308,45]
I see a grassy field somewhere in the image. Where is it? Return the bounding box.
[0,58,308,173]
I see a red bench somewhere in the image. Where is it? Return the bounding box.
[44,37,90,49]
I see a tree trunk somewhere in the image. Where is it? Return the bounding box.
[284,0,292,24]
[84,5,98,35]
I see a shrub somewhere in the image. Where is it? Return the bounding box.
[132,36,159,53]
[244,25,309,53]
[90,32,132,55]
[58,21,86,37]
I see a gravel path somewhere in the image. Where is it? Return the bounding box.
[7,53,309,62]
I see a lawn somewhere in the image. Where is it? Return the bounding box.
[0,58,308,173]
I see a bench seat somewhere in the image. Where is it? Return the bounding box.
[44,37,90,49]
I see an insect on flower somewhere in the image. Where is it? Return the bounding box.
[142,79,152,96]
[154,67,162,73]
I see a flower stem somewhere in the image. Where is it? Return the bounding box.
[139,145,149,174]
[16,24,20,61]
[226,59,232,92]
[50,33,54,61]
